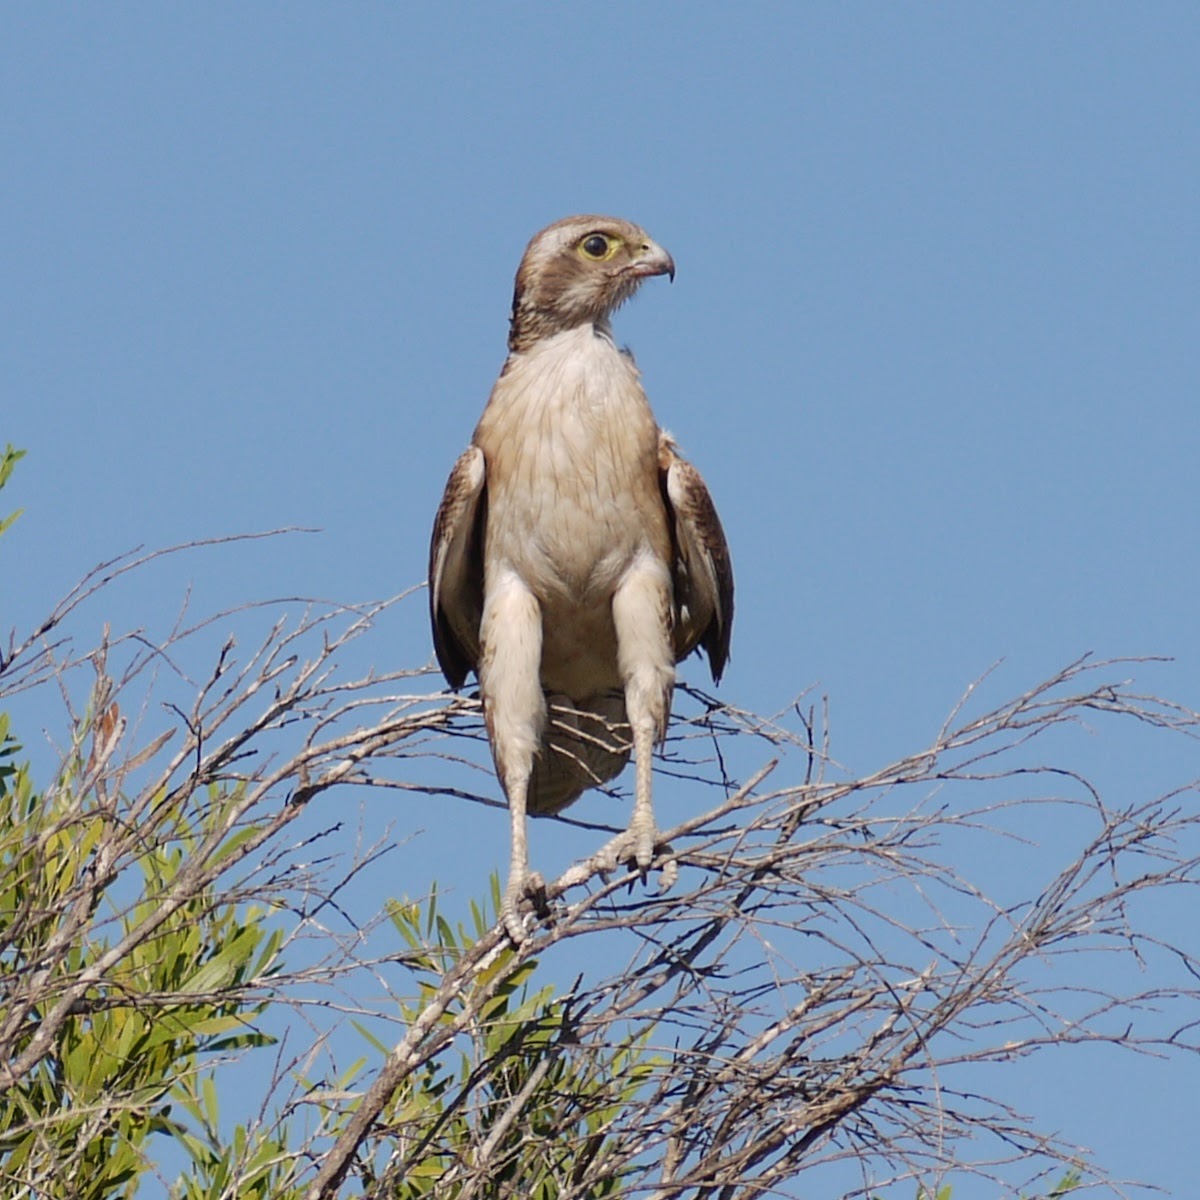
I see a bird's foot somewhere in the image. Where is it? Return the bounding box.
[596,824,678,892]
[501,868,546,946]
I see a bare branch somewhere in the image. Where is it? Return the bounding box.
[3,544,1197,1199]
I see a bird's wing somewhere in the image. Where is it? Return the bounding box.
[429,445,487,688]
[659,434,734,683]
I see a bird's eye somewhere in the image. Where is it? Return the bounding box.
[580,233,615,260]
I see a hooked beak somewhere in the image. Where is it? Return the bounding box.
[630,238,676,282]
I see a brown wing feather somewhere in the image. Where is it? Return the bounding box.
[658,435,734,683]
[428,446,487,688]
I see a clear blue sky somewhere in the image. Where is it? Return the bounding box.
[3,6,1198,1196]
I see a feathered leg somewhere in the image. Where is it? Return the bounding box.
[479,571,545,943]
[607,554,676,881]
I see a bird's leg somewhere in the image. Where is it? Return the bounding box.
[502,773,540,943]
[479,572,545,944]
[609,556,676,885]
[627,716,658,870]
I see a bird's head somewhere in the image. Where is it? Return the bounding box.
[508,215,675,352]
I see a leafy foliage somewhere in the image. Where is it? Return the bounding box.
[359,884,659,1199]
[0,452,279,1197]
[0,712,280,1198]
[0,443,25,536]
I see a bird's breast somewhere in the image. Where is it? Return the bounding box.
[476,328,670,607]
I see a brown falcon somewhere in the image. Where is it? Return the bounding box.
[429,215,733,942]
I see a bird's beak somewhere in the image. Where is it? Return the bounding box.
[631,239,676,283]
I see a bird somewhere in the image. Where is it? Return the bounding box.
[429,215,733,942]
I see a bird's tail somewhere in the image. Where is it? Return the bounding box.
[527,691,631,815]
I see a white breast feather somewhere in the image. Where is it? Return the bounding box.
[482,327,663,603]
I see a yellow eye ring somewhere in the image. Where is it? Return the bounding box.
[579,233,619,262]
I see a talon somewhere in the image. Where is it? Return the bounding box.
[596,827,677,894]
[657,851,678,892]
[502,869,548,945]
[502,892,529,945]
[502,875,530,945]
[527,870,551,919]
[634,826,655,874]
